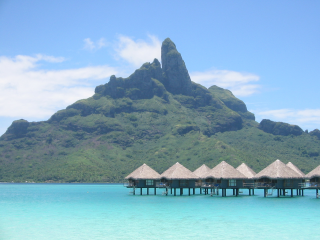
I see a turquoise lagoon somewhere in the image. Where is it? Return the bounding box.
[1,184,320,240]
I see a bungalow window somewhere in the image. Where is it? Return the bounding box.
[146,180,154,186]
[229,179,236,187]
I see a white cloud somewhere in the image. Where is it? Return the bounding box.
[0,55,118,119]
[190,70,260,97]
[83,38,107,51]
[257,108,320,130]
[115,35,161,68]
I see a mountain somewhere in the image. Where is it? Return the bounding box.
[1,38,320,183]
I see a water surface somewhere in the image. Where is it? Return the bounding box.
[1,184,319,240]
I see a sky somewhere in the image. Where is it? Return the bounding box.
[0,0,319,136]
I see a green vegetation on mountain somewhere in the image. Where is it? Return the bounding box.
[258,119,303,136]
[0,38,320,182]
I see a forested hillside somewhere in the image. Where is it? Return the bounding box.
[1,38,319,182]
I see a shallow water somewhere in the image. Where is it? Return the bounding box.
[1,184,319,240]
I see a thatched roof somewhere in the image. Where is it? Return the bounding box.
[193,164,211,178]
[161,162,199,180]
[202,161,246,179]
[236,163,256,179]
[306,165,320,179]
[125,163,161,180]
[286,162,305,177]
[255,159,303,179]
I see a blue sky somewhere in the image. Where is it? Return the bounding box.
[0,0,319,135]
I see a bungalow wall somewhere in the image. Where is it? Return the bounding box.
[168,180,196,188]
[204,179,244,188]
[256,178,303,188]
[130,179,159,188]
[276,179,304,189]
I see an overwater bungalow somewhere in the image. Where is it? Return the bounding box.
[124,163,161,195]
[254,159,304,197]
[236,163,256,195]
[193,164,211,189]
[123,160,313,199]
[159,162,199,196]
[306,165,320,186]
[305,165,320,197]
[201,161,246,197]
[286,162,306,196]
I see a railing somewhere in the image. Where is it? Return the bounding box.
[299,182,320,188]
[284,183,293,187]
[123,182,135,187]
[243,183,255,188]
[254,182,275,188]
[195,182,202,187]
[201,183,220,188]
[156,182,170,188]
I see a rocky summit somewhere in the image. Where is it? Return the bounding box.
[1,38,320,183]
[161,38,193,95]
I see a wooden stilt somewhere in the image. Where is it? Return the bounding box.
[249,189,251,196]
[133,188,135,195]
[140,188,142,195]
[180,188,183,196]
[193,188,195,195]
[171,188,172,194]
[236,188,239,196]
[277,189,279,197]
[296,189,298,196]
[174,188,176,196]
[252,189,254,195]
[188,188,190,196]
[283,189,286,196]
[302,189,304,196]
[217,189,219,195]
[264,189,267,197]
[200,188,202,194]
[154,188,156,195]
[291,189,293,197]
[147,188,149,195]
